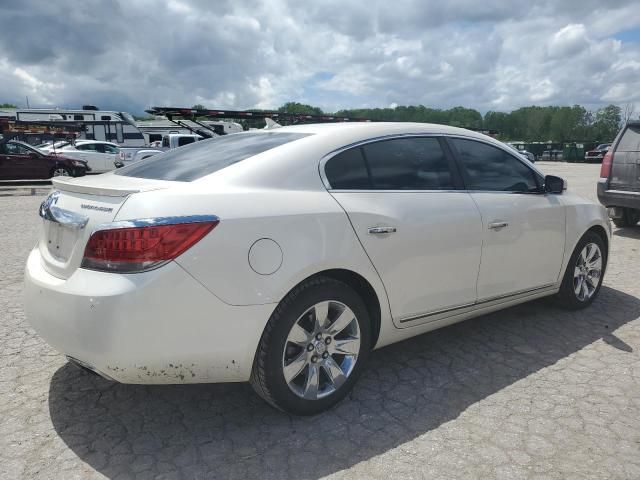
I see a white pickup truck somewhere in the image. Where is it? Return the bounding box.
[115,134,202,167]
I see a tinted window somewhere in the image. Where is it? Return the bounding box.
[77,143,98,151]
[116,132,311,182]
[5,142,39,156]
[617,125,640,151]
[362,137,454,190]
[178,136,196,147]
[325,148,370,189]
[103,144,119,154]
[451,138,539,192]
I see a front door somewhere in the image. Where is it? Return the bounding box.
[325,136,483,324]
[448,137,566,300]
[0,143,35,180]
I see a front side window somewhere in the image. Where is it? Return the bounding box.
[116,132,311,182]
[450,138,539,192]
[102,144,119,154]
[77,143,98,151]
[5,142,37,156]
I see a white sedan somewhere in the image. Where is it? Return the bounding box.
[25,123,610,415]
[51,141,120,173]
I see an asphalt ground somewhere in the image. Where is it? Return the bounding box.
[1,162,639,479]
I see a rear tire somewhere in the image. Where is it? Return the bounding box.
[612,208,640,228]
[555,231,607,310]
[250,276,371,415]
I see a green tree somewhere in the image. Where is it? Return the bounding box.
[278,102,323,115]
[0,103,17,108]
[593,104,621,141]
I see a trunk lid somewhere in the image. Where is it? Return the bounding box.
[39,174,171,279]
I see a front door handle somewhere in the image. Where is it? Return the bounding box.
[488,221,509,230]
[368,226,397,235]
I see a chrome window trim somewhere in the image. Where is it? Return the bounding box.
[319,132,546,192]
[92,215,220,235]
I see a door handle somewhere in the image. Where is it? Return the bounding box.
[488,221,509,230]
[368,226,397,235]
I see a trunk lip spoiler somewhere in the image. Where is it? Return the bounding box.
[51,176,166,197]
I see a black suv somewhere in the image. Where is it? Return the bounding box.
[597,121,640,227]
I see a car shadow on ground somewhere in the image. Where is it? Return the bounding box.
[613,226,640,240]
[48,286,640,479]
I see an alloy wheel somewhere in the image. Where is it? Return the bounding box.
[282,300,360,400]
[573,242,602,301]
[53,168,69,177]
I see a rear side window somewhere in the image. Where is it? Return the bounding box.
[325,148,371,189]
[363,137,454,190]
[450,138,539,192]
[116,132,311,182]
[617,125,640,151]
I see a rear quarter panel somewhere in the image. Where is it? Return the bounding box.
[114,186,395,345]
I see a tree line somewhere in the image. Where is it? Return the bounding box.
[279,102,633,143]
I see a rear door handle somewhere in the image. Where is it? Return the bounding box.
[488,221,509,230]
[368,226,397,235]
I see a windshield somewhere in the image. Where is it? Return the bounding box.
[115,132,312,182]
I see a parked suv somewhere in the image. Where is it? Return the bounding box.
[597,122,640,227]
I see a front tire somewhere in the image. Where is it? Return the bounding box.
[555,231,607,309]
[250,276,371,415]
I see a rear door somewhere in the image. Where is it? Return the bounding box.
[610,125,640,192]
[325,136,483,326]
[447,137,566,300]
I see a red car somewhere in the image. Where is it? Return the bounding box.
[0,140,89,180]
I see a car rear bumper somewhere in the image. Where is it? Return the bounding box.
[24,248,275,384]
[597,178,640,210]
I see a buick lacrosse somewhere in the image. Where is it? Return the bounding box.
[25,123,610,414]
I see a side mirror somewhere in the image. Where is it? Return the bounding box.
[544,175,566,194]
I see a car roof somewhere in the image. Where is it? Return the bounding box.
[271,121,490,138]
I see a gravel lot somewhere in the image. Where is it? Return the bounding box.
[1,162,639,479]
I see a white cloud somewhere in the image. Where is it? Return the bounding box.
[0,0,638,115]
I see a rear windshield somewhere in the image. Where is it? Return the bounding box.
[116,132,311,181]
[617,125,640,152]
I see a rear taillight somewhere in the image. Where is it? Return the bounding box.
[81,217,219,273]
[600,151,613,178]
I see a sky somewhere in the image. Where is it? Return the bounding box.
[1,0,639,116]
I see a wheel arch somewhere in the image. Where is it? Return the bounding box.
[288,268,382,349]
[586,224,609,255]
